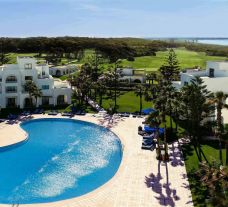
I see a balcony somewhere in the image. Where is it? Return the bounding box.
[6,76,17,83]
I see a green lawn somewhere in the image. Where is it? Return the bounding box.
[7,53,73,65]
[7,53,39,64]
[121,48,228,72]
[99,91,152,113]
[182,142,226,206]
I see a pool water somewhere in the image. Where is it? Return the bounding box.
[0,118,122,204]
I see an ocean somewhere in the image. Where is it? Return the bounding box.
[197,39,228,46]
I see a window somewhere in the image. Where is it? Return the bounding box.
[6,86,17,93]
[6,76,17,83]
[42,71,45,76]
[7,98,16,107]
[209,68,214,78]
[57,95,65,105]
[24,63,32,69]
[184,81,188,86]
[42,97,49,105]
[25,76,33,81]
[42,85,49,90]
[0,77,2,82]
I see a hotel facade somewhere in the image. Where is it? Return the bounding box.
[0,57,72,109]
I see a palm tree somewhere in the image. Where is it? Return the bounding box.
[153,79,170,159]
[113,60,122,111]
[134,84,144,114]
[97,75,107,106]
[33,88,42,107]
[24,81,42,107]
[146,110,163,159]
[211,91,228,165]
[196,161,228,207]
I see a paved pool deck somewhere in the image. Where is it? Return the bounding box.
[0,114,193,207]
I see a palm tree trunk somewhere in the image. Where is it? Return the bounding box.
[94,88,97,100]
[192,140,201,162]
[175,108,178,131]
[218,137,223,165]
[35,97,37,108]
[140,94,142,115]
[170,114,173,131]
[99,93,103,107]
[217,105,224,165]
[226,143,228,166]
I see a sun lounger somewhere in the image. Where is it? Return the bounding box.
[143,133,155,139]
[48,110,58,115]
[7,114,18,120]
[21,111,30,116]
[61,111,73,116]
[141,139,156,150]
[75,110,86,115]
[33,108,44,114]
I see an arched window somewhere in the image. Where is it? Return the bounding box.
[6,75,17,83]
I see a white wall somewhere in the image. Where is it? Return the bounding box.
[0,57,72,108]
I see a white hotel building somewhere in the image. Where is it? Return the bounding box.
[173,61,228,123]
[0,57,72,108]
[173,61,228,93]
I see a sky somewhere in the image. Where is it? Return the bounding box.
[0,0,228,37]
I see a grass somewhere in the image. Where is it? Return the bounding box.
[121,48,228,72]
[98,90,152,113]
[7,53,39,64]
[182,141,226,206]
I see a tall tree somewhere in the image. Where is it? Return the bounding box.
[159,49,180,131]
[159,48,180,83]
[96,74,107,106]
[180,77,214,162]
[0,39,9,65]
[113,60,122,111]
[211,91,228,165]
[134,84,145,114]
[153,79,171,158]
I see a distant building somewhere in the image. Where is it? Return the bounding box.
[49,65,78,77]
[0,57,72,108]
[173,61,228,93]
[118,68,146,83]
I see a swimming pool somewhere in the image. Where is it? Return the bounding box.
[0,118,122,204]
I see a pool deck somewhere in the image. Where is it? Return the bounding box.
[0,114,193,207]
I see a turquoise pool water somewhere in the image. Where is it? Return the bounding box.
[0,118,122,204]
